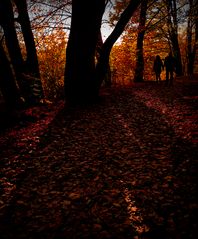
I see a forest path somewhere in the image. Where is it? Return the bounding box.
[0,81,197,239]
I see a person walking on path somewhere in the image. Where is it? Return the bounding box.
[164,52,176,86]
[153,55,164,83]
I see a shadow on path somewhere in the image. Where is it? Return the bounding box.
[0,85,197,239]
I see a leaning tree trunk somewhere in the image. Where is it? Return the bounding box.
[14,0,39,77]
[14,0,44,99]
[0,0,26,98]
[0,0,42,104]
[95,0,142,91]
[134,0,148,82]
[0,44,21,108]
[64,0,106,102]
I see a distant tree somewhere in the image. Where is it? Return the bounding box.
[186,0,198,75]
[109,0,169,82]
[165,0,183,76]
[134,0,148,82]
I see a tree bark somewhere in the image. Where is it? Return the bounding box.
[14,0,39,77]
[14,0,44,98]
[0,0,25,96]
[187,0,197,75]
[64,0,106,102]
[0,0,24,71]
[96,31,112,87]
[64,0,142,103]
[0,44,21,108]
[166,0,183,76]
[95,0,142,90]
[134,31,145,82]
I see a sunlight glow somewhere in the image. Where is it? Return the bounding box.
[115,114,144,150]
[124,188,150,235]
[133,91,196,142]
[114,112,150,236]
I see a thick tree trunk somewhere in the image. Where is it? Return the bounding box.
[64,0,106,102]
[64,0,141,103]
[134,0,148,82]
[0,44,21,108]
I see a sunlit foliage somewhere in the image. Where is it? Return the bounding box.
[110,25,170,85]
[110,38,136,86]
[35,27,67,100]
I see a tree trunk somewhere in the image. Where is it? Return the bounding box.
[95,0,142,90]
[14,0,44,99]
[0,0,26,97]
[134,0,148,82]
[14,0,38,77]
[187,0,197,75]
[96,31,112,87]
[171,32,183,76]
[64,0,141,103]
[0,0,33,102]
[0,44,21,108]
[64,0,106,102]
[166,0,183,76]
[134,31,145,82]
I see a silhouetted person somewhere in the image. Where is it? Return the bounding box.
[153,55,164,83]
[164,52,176,86]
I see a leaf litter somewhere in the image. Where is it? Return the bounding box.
[0,81,197,239]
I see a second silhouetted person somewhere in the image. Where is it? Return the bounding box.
[164,52,176,86]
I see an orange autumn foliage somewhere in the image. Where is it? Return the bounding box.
[35,27,67,100]
[110,29,169,84]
